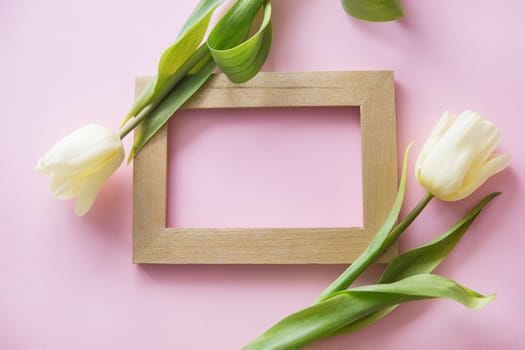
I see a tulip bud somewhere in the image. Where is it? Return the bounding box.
[415,111,511,201]
[36,124,125,215]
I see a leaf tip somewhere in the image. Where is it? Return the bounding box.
[489,191,502,199]
[120,114,133,128]
[127,148,136,164]
[473,293,496,309]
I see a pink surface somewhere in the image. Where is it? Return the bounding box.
[1,0,523,349]
[167,107,362,228]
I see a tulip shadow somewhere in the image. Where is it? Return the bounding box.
[434,167,520,272]
[79,170,132,247]
[136,263,340,290]
[477,166,520,222]
[261,0,321,70]
[135,259,386,293]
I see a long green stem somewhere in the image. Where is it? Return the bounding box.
[316,192,433,302]
[118,43,211,140]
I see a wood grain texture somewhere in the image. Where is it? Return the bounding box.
[133,71,398,264]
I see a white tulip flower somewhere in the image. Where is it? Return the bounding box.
[36,124,125,215]
[415,111,511,201]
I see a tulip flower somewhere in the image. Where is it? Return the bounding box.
[36,124,124,216]
[415,111,511,201]
[248,138,504,350]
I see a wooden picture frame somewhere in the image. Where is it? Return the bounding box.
[133,71,397,264]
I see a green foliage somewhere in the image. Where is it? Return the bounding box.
[208,0,272,83]
[341,0,404,21]
[127,0,272,160]
[124,0,223,126]
[244,274,494,350]
[330,192,499,336]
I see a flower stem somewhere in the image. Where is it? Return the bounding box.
[118,104,152,139]
[316,192,433,303]
[118,43,211,140]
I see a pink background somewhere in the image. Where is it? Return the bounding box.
[1,0,523,349]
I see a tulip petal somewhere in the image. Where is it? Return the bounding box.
[39,125,123,176]
[415,111,456,176]
[35,160,48,174]
[430,110,457,138]
[415,110,512,202]
[442,153,511,201]
[418,112,488,197]
[475,120,500,163]
[74,149,124,216]
[50,175,82,199]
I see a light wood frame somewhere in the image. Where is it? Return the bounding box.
[133,71,397,264]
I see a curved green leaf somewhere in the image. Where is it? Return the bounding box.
[244,274,494,350]
[341,0,404,22]
[316,143,412,302]
[330,192,500,336]
[123,0,223,125]
[208,0,272,83]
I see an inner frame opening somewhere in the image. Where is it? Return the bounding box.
[166,106,362,228]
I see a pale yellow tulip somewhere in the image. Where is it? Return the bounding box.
[36,124,124,215]
[415,111,511,201]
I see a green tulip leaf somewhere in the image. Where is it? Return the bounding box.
[341,0,404,22]
[316,143,412,301]
[329,192,500,336]
[208,0,272,83]
[123,0,224,126]
[379,192,500,283]
[244,274,494,350]
[127,0,272,160]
